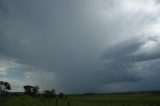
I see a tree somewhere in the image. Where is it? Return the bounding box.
[24,85,34,95]
[58,92,64,98]
[6,84,11,91]
[4,82,11,91]
[0,81,11,95]
[51,89,56,98]
[43,89,57,98]
[33,86,39,95]
[0,81,4,94]
[24,85,40,95]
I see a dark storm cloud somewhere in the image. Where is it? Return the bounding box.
[0,0,160,93]
[0,0,8,21]
[99,39,160,83]
[102,38,160,63]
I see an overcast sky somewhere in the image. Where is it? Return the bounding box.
[0,0,160,94]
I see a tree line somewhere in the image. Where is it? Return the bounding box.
[0,81,64,98]
[0,81,71,106]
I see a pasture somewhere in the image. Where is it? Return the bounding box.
[1,93,160,106]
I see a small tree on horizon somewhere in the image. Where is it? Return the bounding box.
[33,86,40,95]
[0,81,11,95]
[58,92,64,98]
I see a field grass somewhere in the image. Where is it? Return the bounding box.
[1,94,160,106]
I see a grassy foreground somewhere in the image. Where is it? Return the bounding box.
[1,94,160,106]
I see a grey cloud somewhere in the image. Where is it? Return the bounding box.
[0,0,160,93]
[98,38,160,89]
[0,0,8,21]
[102,38,160,63]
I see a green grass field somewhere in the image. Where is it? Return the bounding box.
[1,94,160,106]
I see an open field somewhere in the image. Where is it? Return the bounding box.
[1,93,160,106]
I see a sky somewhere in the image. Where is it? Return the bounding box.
[0,0,160,94]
